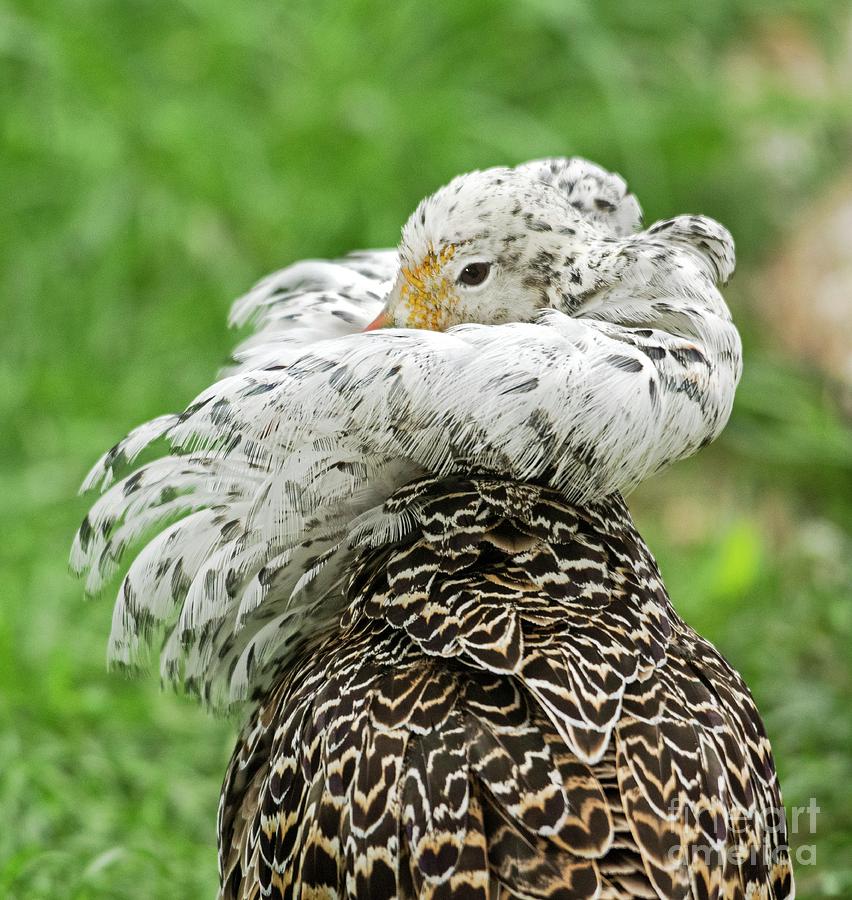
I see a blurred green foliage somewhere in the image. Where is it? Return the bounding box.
[1,0,851,896]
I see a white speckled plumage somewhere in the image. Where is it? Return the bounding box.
[72,158,794,899]
[71,158,742,707]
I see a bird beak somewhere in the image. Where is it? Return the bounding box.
[363,308,390,331]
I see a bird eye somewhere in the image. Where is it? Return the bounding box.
[457,262,492,287]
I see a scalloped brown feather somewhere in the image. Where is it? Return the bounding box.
[217,475,793,899]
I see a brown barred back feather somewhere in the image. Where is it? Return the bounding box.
[217,475,793,899]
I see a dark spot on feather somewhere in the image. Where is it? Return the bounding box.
[329,365,353,389]
[524,407,553,445]
[524,214,552,232]
[531,248,556,266]
[122,471,143,496]
[570,862,602,897]
[104,444,128,472]
[209,399,232,425]
[78,515,93,551]
[607,354,643,373]
[358,860,396,896]
[417,842,459,878]
[676,378,702,402]
[224,568,240,598]
[522,788,567,831]
[677,346,707,365]
[220,519,241,541]
[327,771,344,796]
[179,396,212,422]
[290,356,336,376]
[501,377,539,394]
[171,560,190,598]
[240,380,276,397]
[498,249,523,267]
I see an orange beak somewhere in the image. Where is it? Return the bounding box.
[363,309,390,331]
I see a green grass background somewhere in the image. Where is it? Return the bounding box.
[1,1,851,896]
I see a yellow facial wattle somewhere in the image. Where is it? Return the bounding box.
[399,243,458,331]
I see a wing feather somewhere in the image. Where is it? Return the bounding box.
[75,202,740,711]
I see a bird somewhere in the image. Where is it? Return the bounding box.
[72,157,794,899]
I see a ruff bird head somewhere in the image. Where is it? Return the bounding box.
[365,158,648,332]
